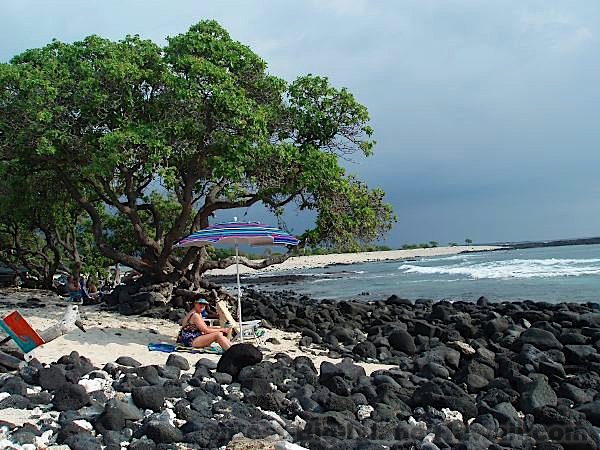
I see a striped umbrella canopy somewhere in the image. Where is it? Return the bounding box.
[175,220,299,342]
[175,221,299,248]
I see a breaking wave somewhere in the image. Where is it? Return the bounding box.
[398,258,600,280]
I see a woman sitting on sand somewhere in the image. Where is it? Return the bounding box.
[177,297,232,351]
[66,276,81,302]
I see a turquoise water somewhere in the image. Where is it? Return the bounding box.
[248,244,600,302]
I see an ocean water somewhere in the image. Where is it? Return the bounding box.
[245,244,600,303]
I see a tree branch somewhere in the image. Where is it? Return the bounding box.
[62,178,149,273]
[200,250,294,272]
[137,203,164,240]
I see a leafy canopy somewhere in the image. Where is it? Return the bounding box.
[0,20,395,282]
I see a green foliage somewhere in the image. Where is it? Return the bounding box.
[298,244,391,256]
[0,20,395,281]
[400,242,440,250]
[465,238,473,245]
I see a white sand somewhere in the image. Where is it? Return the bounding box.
[208,245,502,276]
[0,289,393,375]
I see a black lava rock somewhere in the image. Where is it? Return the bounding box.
[38,365,68,390]
[52,383,91,411]
[216,343,263,378]
[116,356,142,368]
[166,354,190,371]
[388,329,416,354]
[144,421,183,443]
[97,398,144,431]
[131,385,165,411]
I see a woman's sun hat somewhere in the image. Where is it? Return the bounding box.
[194,296,209,305]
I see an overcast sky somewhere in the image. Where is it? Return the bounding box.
[2,0,599,246]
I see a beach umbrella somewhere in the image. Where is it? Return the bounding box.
[175,219,299,341]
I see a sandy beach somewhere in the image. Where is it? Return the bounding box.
[207,245,502,276]
[0,289,393,376]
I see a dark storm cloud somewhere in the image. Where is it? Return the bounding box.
[2,0,599,245]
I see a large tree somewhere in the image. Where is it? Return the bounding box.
[0,21,394,286]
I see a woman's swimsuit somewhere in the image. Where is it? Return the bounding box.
[177,316,203,347]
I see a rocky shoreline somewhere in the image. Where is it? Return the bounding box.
[2,291,600,449]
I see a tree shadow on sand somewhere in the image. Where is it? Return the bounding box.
[61,325,175,347]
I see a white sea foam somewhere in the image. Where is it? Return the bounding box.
[398,258,600,280]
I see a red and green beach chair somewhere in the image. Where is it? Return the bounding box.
[0,311,45,360]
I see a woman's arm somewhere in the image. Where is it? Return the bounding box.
[181,310,193,326]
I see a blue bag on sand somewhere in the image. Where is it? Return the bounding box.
[148,342,224,354]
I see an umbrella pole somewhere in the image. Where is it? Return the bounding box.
[235,242,243,343]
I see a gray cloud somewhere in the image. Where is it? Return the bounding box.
[2,0,599,246]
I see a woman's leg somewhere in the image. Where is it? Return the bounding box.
[191,332,232,350]
[216,334,232,351]
[189,313,232,350]
[190,332,220,348]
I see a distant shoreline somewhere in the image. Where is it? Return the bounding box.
[206,244,504,276]
[502,236,600,250]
